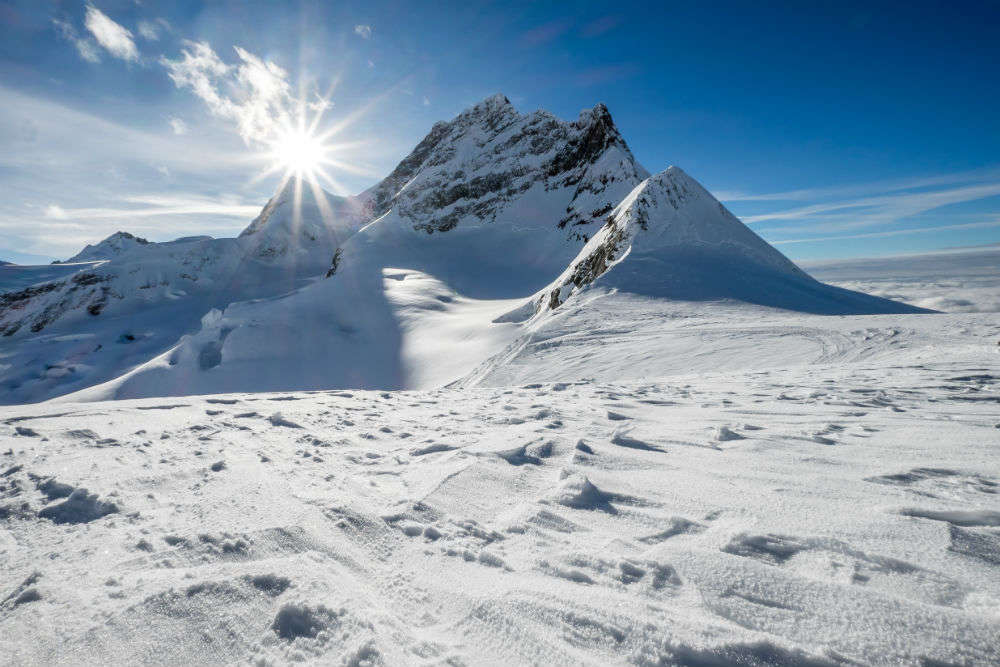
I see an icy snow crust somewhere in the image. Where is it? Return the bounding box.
[1,95,999,665]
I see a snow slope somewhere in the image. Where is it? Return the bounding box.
[1,317,998,665]
[1,96,998,666]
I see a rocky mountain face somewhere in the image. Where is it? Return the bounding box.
[363,94,648,242]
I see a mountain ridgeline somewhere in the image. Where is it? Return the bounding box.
[0,95,927,403]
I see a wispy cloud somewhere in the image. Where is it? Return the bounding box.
[137,20,161,41]
[168,117,187,135]
[745,182,1000,230]
[521,19,571,46]
[44,204,68,220]
[354,24,372,39]
[0,84,260,257]
[771,219,1000,245]
[574,63,638,87]
[161,41,294,145]
[53,18,101,63]
[719,167,1000,203]
[717,165,1000,249]
[38,194,260,222]
[84,5,139,62]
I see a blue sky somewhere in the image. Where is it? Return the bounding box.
[1,0,998,262]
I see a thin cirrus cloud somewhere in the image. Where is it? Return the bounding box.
[744,182,1000,232]
[771,219,1000,245]
[41,194,260,222]
[718,167,1000,245]
[521,19,571,46]
[137,19,170,42]
[84,5,139,62]
[579,15,621,38]
[717,167,1000,204]
[53,18,101,63]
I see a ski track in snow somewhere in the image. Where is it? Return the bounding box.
[2,358,999,665]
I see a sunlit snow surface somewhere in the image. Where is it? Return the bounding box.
[1,254,999,665]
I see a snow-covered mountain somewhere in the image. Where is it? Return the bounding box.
[0,95,926,403]
[2,97,996,666]
[62,231,152,263]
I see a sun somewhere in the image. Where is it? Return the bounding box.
[270,125,326,178]
[248,86,382,198]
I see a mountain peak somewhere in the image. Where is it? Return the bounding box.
[366,96,647,236]
[450,93,519,132]
[531,166,924,315]
[63,230,150,263]
[480,92,512,108]
[579,102,611,123]
[238,176,369,269]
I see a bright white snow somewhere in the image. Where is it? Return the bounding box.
[1,323,998,664]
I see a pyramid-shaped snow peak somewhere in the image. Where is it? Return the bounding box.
[536,167,927,315]
[239,176,370,268]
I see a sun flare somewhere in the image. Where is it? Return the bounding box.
[247,86,382,200]
[270,126,326,178]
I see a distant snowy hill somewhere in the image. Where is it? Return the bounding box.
[0,95,930,403]
[62,231,153,263]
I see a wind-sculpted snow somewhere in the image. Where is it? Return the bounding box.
[2,354,998,665]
